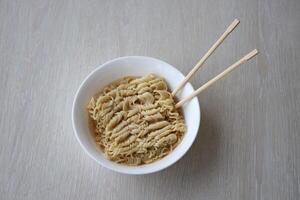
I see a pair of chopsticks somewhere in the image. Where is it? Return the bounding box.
[173,19,258,108]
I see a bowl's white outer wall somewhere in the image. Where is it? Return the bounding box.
[72,56,200,174]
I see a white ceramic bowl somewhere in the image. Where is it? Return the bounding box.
[72,56,200,174]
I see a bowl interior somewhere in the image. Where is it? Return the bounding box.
[72,56,200,174]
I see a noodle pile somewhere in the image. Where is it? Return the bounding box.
[87,74,185,165]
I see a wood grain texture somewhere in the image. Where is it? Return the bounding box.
[0,0,299,200]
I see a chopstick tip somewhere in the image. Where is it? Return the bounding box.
[244,49,259,60]
[227,19,240,32]
[234,18,240,24]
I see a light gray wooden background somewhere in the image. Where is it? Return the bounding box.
[0,0,299,199]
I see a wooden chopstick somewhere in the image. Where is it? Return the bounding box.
[171,19,240,96]
[175,49,258,108]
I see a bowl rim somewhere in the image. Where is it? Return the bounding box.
[72,56,201,174]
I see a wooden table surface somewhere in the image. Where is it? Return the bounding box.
[1,0,299,199]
